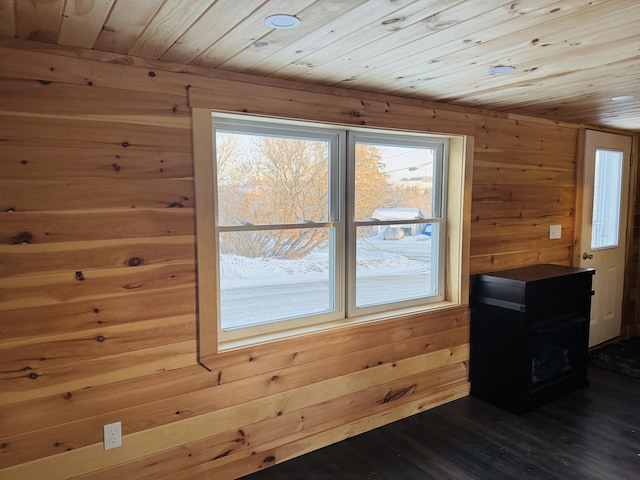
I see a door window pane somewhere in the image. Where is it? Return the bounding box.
[591,149,623,249]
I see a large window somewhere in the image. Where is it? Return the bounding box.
[192,109,470,354]
[214,118,344,334]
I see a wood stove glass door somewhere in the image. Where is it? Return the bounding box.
[580,129,632,347]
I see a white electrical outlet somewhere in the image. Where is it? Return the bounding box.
[549,224,562,239]
[103,421,122,450]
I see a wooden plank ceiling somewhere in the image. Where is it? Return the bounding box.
[2,0,639,131]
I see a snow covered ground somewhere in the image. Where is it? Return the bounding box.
[219,234,433,329]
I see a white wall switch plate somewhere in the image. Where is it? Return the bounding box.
[104,421,122,450]
[549,224,562,239]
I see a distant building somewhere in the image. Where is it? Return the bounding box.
[371,207,427,236]
[397,176,433,189]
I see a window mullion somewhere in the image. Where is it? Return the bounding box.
[218,222,336,232]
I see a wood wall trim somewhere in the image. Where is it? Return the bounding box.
[189,89,474,365]
[191,108,218,360]
[572,129,586,266]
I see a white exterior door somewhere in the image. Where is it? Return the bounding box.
[580,130,632,347]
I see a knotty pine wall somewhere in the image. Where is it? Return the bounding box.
[0,40,628,479]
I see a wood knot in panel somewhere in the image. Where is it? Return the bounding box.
[9,231,33,244]
[213,450,232,460]
[382,384,417,403]
[127,257,143,267]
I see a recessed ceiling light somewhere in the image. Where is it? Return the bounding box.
[489,65,516,75]
[611,95,635,101]
[265,14,301,29]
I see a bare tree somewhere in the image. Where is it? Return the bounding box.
[217,134,388,259]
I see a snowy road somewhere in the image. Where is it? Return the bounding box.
[220,235,433,329]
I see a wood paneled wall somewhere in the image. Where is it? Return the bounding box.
[622,136,640,339]
[0,40,617,479]
[470,116,577,272]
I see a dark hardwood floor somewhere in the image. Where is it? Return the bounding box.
[243,367,640,479]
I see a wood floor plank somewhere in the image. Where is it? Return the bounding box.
[242,368,640,480]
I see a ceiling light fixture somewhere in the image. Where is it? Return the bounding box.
[611,95,635,101]
[489,65,516,75]
[265,14,301,29]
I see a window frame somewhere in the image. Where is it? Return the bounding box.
[346,129,448,316]
[192,108,472,361]
[212,114,346,341]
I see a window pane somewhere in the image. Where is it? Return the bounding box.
[219,228,335,330]
[355,223,438,308]
[591,149,623,249]
[216,132,330,226]
[354,142,435,221]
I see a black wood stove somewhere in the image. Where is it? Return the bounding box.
[470,264,595,414]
